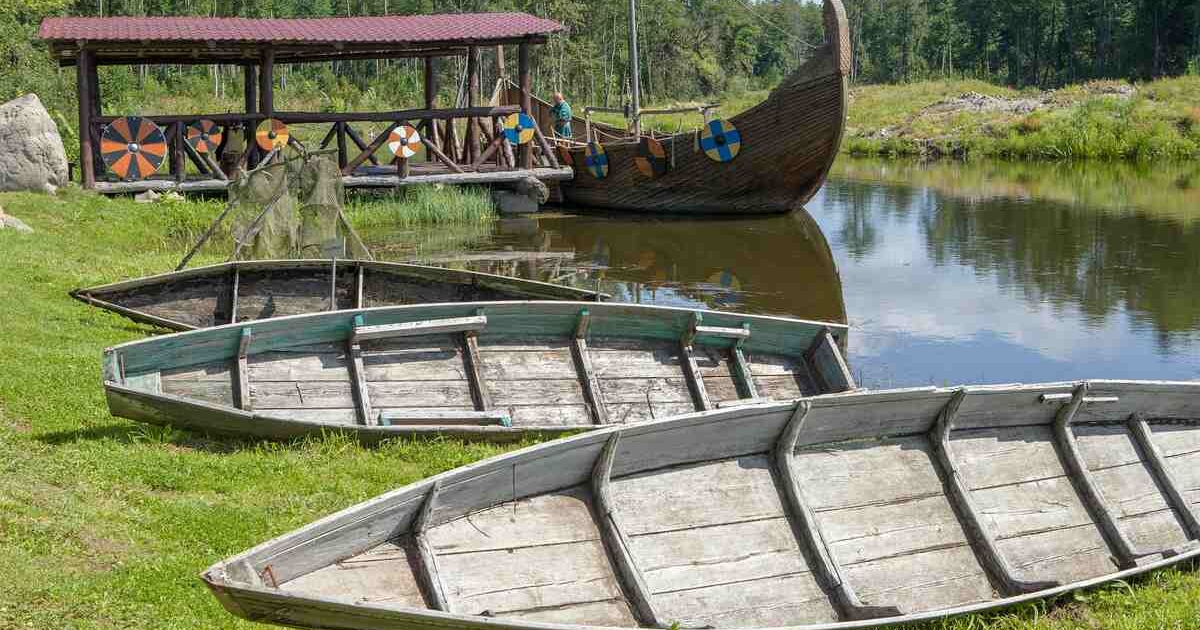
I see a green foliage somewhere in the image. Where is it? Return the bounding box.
[346,184,497,227]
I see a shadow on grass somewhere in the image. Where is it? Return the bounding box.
[35,422,256,454]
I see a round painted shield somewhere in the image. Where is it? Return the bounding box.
[584,142,608,179]
[100,116,166,181]
[635,137,668,178]
[186,119,223,154]
[387,124,422,159]
[502,112,537,145]
[255,118,289,151]
[699,118,741,162]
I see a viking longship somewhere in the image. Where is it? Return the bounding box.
[499,0,851,214]
[202,380,1200,629]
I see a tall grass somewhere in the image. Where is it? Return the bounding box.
[345,184,497,228]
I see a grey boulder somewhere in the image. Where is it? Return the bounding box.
[0,94,70,194]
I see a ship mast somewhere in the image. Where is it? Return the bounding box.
[628,0,641,137]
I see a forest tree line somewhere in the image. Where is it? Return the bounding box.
[2,0,1199,122]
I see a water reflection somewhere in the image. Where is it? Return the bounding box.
[361,157,1200,389]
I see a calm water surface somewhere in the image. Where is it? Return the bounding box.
[363,158,1200,388]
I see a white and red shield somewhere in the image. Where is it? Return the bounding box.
[388,124,422,159]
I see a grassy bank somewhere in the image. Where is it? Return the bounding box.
[845,76,1200,160]
[1,188,1200,628]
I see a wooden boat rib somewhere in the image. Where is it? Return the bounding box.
[103,301,853,440]
[505,0,850,214]
[202,380,1200,630]
[72,259,603,332]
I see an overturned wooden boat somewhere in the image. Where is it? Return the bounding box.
[73,259,602,331]
[103,301,853,440]
[502,0,850,214]
[202,380,1200,629]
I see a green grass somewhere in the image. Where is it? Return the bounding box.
[346,184,497,228]
[844,76,1200,161]
[1,188,1200,628]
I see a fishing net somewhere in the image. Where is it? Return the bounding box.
[177,149,372,269]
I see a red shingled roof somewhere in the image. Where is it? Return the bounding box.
[39,12,564,45]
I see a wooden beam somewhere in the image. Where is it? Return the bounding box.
[347,314,374,426]
[1127,413,1200,540]
[228,266,241,324]
[354,264,365,309]
[680,313,712,411]
[343,124,380,166]
[518,42,533,169]
[805,329,856,393]
[341,122,399,176]
[730,327,758,400]
[77,49,95,189]
[1050,384,1163,568]
[335,121,348,170]
[569,309,607,425]
[421,137,464,174]
[775,401,903,621]
[591,433,667,627]
[413,481,451,611]
[495,44,506,77]
[233,328,253,411]
[172,122,187,183]
[534,125,559,168]
[930,389,1060,595]
[463,329,492,411]
[423,57,437,163]
[259,47,275,117]
[466,46,480,164]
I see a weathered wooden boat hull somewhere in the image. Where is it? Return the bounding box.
[103,301,853,441]
[202,380,1200,629]
[72,259,602,331]
[509,0,849,215]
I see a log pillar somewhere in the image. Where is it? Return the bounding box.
[259,48,275,118]
[243,64,258,165]
[496,45,506,78]
[424,57,436,163]
[85,53,104,181]
[518,41,533,170]
[466,46,480,164]
[77,48,96,188]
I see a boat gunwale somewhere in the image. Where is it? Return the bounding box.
[201,378,1200,630]
[71,258,605,302]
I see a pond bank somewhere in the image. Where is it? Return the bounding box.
[844,77,1200,161]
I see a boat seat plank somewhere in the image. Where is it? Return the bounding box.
[353,315,487,343]
[610,455,838,627]
[951,425,1119,582]
[280,540,426,608]
[804,330,854,393]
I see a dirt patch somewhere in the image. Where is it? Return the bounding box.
[925,91,1046,115]
[75,527,132,571]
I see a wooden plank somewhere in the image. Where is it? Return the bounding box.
[462,332,491,412]
[929,389,1060,595]
[730,344,758,400]
[229,266,241,325]
[379,410,509,427]
[591,433,667,627]
[413,482,450,611]
[280,541,425,608]
[233,328,252,411]
[805,328,855,393]
[347,315,374,426]
[570,309,607,425]
[341,121,399,176]
[1130,415,1200,539]
[1051,384,1164,568]
[353,315,487,343]
[776,401,902,621]
[679,314,712,411]
[843,545,995,615]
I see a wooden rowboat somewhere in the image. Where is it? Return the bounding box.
[202,380,1200,629]
[503,0,850,214]
[103,301,853,440]
[72,259,602,331]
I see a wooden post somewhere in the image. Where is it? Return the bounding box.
[518,42,533,169]
[336,122,348,171]
[77,49,96,188]
[243,64,258,166]
[86,55,104,181]
[495,45,506,78]
[172,121,186,183]
[424,57,436,162]
[466,46,480,164]
[259,48,275,118]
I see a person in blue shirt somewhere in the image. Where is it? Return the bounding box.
[550,92,573,139]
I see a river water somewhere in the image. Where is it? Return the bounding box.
[363,158,1200,389]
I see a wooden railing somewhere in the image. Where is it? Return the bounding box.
[86,105,562,186]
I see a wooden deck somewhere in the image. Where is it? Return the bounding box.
[92,165,574,194]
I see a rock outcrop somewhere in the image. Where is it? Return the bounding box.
[0,94,70,194]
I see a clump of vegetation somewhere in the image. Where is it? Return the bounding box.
[346,184,497,227]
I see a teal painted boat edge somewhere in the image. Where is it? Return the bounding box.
[104,300,849,378]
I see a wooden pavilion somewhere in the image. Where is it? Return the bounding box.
[38,13,571,193]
